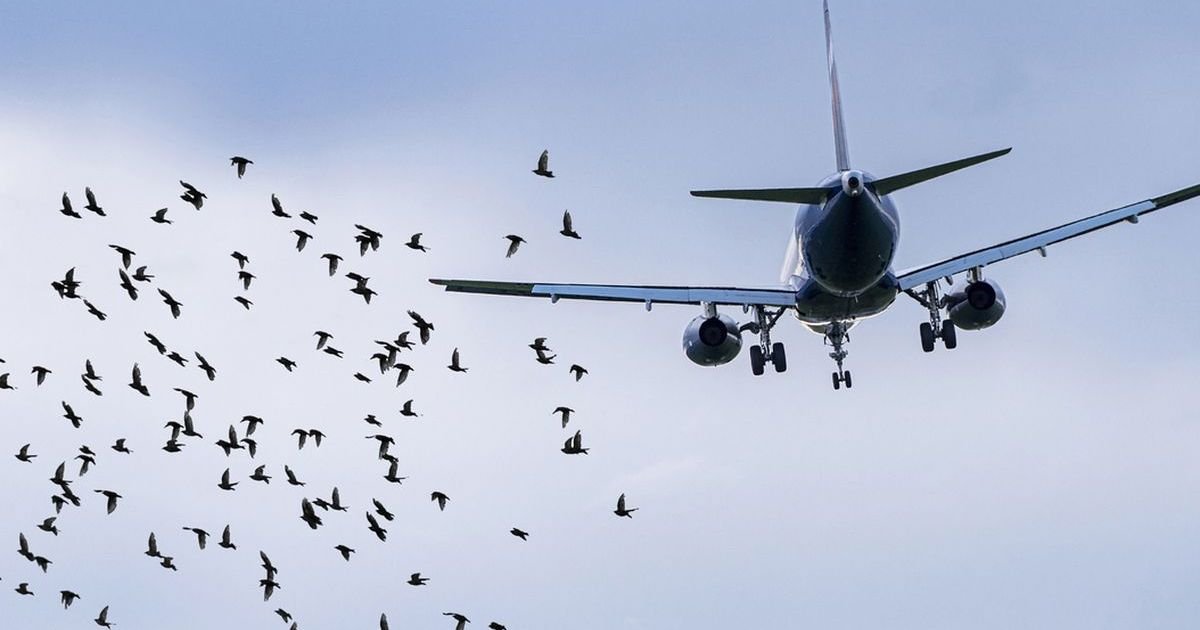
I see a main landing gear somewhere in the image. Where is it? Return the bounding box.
[744,305,788,376]
[908,280,957,352]
[824,320,852,390]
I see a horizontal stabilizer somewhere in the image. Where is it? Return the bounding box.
[690,187,831,205]
[871,148,1011,196]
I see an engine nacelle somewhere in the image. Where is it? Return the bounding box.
[947,279,1006,330]
[682,314,743,366]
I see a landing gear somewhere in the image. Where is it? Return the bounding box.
[909,280,957,352]
[746,306,788,376]
[824,320,852,389]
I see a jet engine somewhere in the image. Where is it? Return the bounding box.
[946,278,1006,330]
[682,314,743,366]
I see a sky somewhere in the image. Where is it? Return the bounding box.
[1,1,1200,628]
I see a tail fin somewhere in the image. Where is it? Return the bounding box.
[825,0,850,172]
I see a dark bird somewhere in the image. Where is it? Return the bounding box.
[95,605,114,628]
[372,499,395,521]
[238,270,255,290]
[270,194,291,218]
[16,582,34,595]
[94,489,122,514]
[447,348,468,372]
[553,406,574,428]
[83,300,107,321]
[231,251,250,269]
[277,357,297,372]
[174,387,198,411]
[407,572,429,586]
[504,234,526,257]
[53,267,82,298]
[314,330,332,350]
[111,439,132,454]
[158,289,182,319]
[241,415,264,435]
[128,363,150,396]
[488,624,507,630]
[250,465,271,484]
[394,363,414,387]
[218,525,236,550]
[405,233,428,252]
[275,610,292,623]
[560,209,581,239]
[60,192,82,218]
[366,512,388,541]
[60,590,80,609]
[77,452,96,475]
[132,265,154,282]
[145,532,161,557]
[145,332,167,354]
[293,229,312,252]
[335,544,355,561]
[614,493,638,518]
[182,527,210,550]
[300,498,322,529]
[260,578,279,601]
[383,459,406,485]
[381,613,390,630]
[284,466,305,487]
[195,352,217,381]
[166,350,187,366]
[217,468,237,491]
[299,211,318,224]
[118,269,138,300]
[234,296,253,310]
[408,310,434,344]
[353,372,372,383]
[444,612,471,630]
[19,532,35,560]
[321,253,342,276]
[15,443,35,462]
[355,224,383,253]
[395,331,415,350]
[533,149,554,178]
[38,517,59,536]
[510,527,529,541]
[569,363,588,381]
[430,491,449,511]
[561,430,589,455]
[150,207,172,224]
[31,366,51,386]
[329,487,348,512]
[399,399,419,418]
[364,414,382,427]
[83,187,105,216]
[367,434,394,459]
[260,551,277,578]
[230,156,253,178]
[62,402,83,428]
[180,180,206,210]
[0,373,16,391]
[109,244,135,269]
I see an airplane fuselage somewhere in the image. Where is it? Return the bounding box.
[784,172,902,326]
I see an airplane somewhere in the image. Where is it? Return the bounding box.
[431,0,1200,390]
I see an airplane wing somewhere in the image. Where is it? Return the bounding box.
[896,182,1200,291]
[428,280,796,308]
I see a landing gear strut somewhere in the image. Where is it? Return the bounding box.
[745,305,788,376]
[907,280,957,353]
[824,320,852,390]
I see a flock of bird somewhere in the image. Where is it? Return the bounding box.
[3,149,638,628]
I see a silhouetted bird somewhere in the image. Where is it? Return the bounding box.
[234,296,253,310]
[83,187,105,216]
[15,443,35,462]
[408,311,434,344]
[504,234,526,257]
[83,300,107,321]
[614,493,638,518]
[218,525,236,550]
[60,590,80,609]
[31,366,51,386]
[430,491,449,511]
[300,211,318,224]
[510,528,529,541]
[158,289,182,319]
[231,251,250,269]
[128,363,150,396]
[366,512,388,541]
[321,253,342,276]
[444,612,471,630]
[180,181,206,210]
[335,544,355,561]
[405,233,428,252]
[447,348,468,372]
[218,468,237,491]
[407,572,429,586]
[561,430,589,455]
[533,149,554,177]
[293,229,312,252]
[60,192,82,218]
[553,406,574,428]
[569,364,588,381]
[182,527,210,550]
[195,352,217,381]
[560,210,581,239]
[277,357,297,372]
[300,498,322,529]
[109,244,136,269]
[94,490,122,514]
[230,156,253,178]
[118,269,138,300]
[270,194,291,218]
[95,605,115,628]
[151,207,172,224]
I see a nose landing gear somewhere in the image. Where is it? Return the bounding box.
[824,320,852,390]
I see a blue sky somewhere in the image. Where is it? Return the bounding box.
[1,2,1199,628]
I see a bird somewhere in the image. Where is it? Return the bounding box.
[182,527,210,550]
[109,244,136,269]
[231,251,250,269]
[277,357,297,372]
[407,572,429,586]
[367,434,394,459]
[212,525,236,550]
[561,430,589,455]
[234,296,253,310]
[284,466,305,486]
[300,211,318,224]
[31,366,51,386]
[218,468,237,491]
[553,406,574,428]
[180,180,206,210]
[447,348,468,372]
[560,209,581,239]
[510,527,529,541]
[60,192,82,218]
[195,352,217,381]
[293,229,313,252]
[128,363,150,396]
[158,289,183,318]
[408,310,434,344]
[383,459,407,485]
[504,234,526,257]
[335,544,355,561]
[394,363,414,387]
[174,387,198,410]
[366,513,388,541]
[270,193,291,218]
[380,613,390,630]
[249,465,271,484]
[111,438,132,454]
[0,373,15,391]
[533,149,554,177]
[150,207,172,224]
[275,610,292,623]
[321,253,342,276]
[330,487,348,512]
[53,267,82,298]
[132,265,154,283]
[83,299,107,321]
[15,443,35,462]
[373,499,395,521]
[230,156,253,178]
[94,490,122,514]
[118,269,138,300]
[238,270,255,290]
[145,332,167,354]
[62,401,83,428]
[241,415,264,435]
[15,583,34,595]
[430,491,449,511]
[84,187,105,216]
[300,498,323,529]
[400,399,419,418]
[444,612,471,630]
[145,533,161,557]
[614,493,638,518]
[38,517,59,536]
[60,590,80,609]
[314,330,333,350]
[353,372,372,383]
[405,233,428,252]
[260,578,280,601]
[569,364,588,381]
[95,605,114,628]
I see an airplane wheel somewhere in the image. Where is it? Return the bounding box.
[843,370,852,388]
[750,345,765,376]
[919,322,935,353]
[941,320,957,350]
[831,372,840,390]
[771,342,787,373]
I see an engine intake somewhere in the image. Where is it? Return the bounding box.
[947,279,1006,330]
[683,314,743,366]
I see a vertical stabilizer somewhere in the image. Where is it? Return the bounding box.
[824,0,851,172]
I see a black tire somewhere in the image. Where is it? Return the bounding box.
[831,372,841,390]
[749,345,765,376]
[941,320,957,350]
[843,370,852,388]
[919,322,935,353]
[771,342,787,373]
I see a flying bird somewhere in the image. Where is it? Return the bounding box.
[447,348,468,372]
[95,605,114,628]
[405,233,428,252]
[270,194,291,218]
[510,528,529,541]
[218,525,236,550]
[277,357,297,372]
[195,352,217,381]
[335,544,355,561]
[94,489,122,514]
[366,512,388,541]
[533,149,554,177]
[158,289,183,319]
[182,527,210,550]
[150,207,172,224]
[60,590,80,609]
[299,211,318,224]
[553,406,574,428]
[293,229,313,252]
[60,192,82,218]
[84,187,105,216]
[31,366,51,386]
[230,156,253,178]
[614,493,638,518]
[231,251,250,269]
[407,572,429,586]
[321,253,342,276]
[569,364,588,381]
[128,363,150,396]
[444,612,471,630]
[118,269,138,300]
[561,430,589,455]
[217,468,237,491]
[300,498,323,529]
[234,296,253,310]
[180,180,206,210]
[15,443,35,462]
[560,209,581,239]
[83,299,107,321]
[109,244,136,269]
[408,310,434,344]
[430,491,449,511]
[504,234,526,257]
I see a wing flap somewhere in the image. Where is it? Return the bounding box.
[430,279,797,307]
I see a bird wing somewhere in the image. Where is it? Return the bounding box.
[538,150,549,170]
[562,210,573,231]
